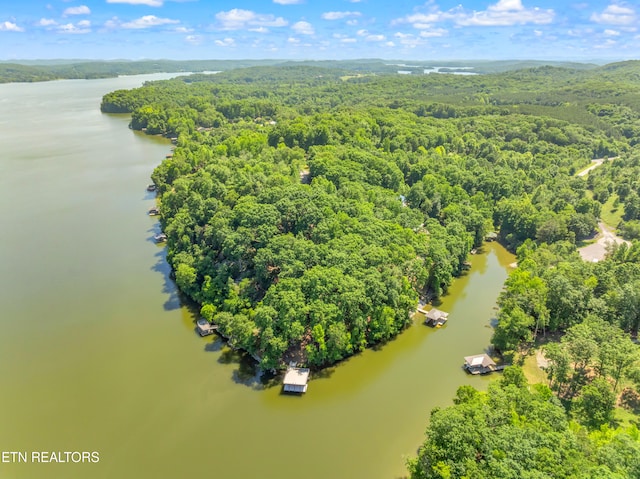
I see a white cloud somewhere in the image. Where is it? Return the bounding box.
[321,11,361,20]
[0,21,24,32]
[419,28,447,38]
[63,5,90,16]
[392,9,444,29]
[185,35,202,45]
[215,37,235,47]
[385,41,396,47]
[292,21,314,35]
[249,27,269,33]
[104,17,120,29]
[366,34,386,41]
[534,29,543,36]
[107,0,163,6]
[273,0,303,4]
[121,15,179,29]
[457,0,554,26]
[287,36,300,43]
[346,19,359,26]
[174,26,193,33]
[591,4,636,25]
[38,18,57,27]
[394,32,425,47]
[334,34,357,43]
[604,29,620,36]
[57,22,91,34]
[215,9,288,30]
[393,0,554,28]
[594,38,618,48]
[492,0,525,12]
[567,28,594,37]
[356,29,368,36]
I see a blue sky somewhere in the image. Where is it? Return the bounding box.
[0,0,638,61]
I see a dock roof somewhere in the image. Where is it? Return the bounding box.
[283,367,310,386]
[425,308,449,321]
[464,354,496,368]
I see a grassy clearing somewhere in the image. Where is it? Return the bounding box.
[576,237,598,248]
[600,193,624,230]
[522,350,548,385]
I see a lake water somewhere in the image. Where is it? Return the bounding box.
[0,74,513,479]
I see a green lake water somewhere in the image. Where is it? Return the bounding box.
[0,74,514,479]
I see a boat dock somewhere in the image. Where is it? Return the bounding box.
[463,354,506,375]
[283,365,310,393]
[196,318,218,337]
[148,207,160,216]
[418,307,449,327]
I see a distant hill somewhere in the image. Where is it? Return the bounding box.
[0,58,607,84]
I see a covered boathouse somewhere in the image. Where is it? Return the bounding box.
[464,354,497,375]
[283,366,310,393]
[423,308,449,327]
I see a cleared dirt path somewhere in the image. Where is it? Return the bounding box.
[576,156,618,177]
[578,221,630,262]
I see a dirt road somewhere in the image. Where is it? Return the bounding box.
[576,156,617,177]
[578,221,630,262]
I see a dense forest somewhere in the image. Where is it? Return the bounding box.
[101,61,640,477]
[408,367,640,479]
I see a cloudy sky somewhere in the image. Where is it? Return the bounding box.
[0,0,638,61]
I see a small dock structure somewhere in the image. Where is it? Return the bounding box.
[196,318,217,337]
[464,354,498,375]
[147,184,157,192]
[419,307,449,327]
[283,365,310,393]
[154,233,167,243]
[148,207,160,216]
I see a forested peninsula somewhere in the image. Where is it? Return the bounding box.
[102,61,640,477]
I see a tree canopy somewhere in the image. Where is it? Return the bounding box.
[102,62,640,370]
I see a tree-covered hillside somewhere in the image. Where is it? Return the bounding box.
[100,63,640,371]
[1,58,600,83]
[102,61,640,478]
[408,368,640,479]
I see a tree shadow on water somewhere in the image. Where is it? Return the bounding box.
[203,339,224,353]
[216,347,280,391]
[151,249,182,311]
